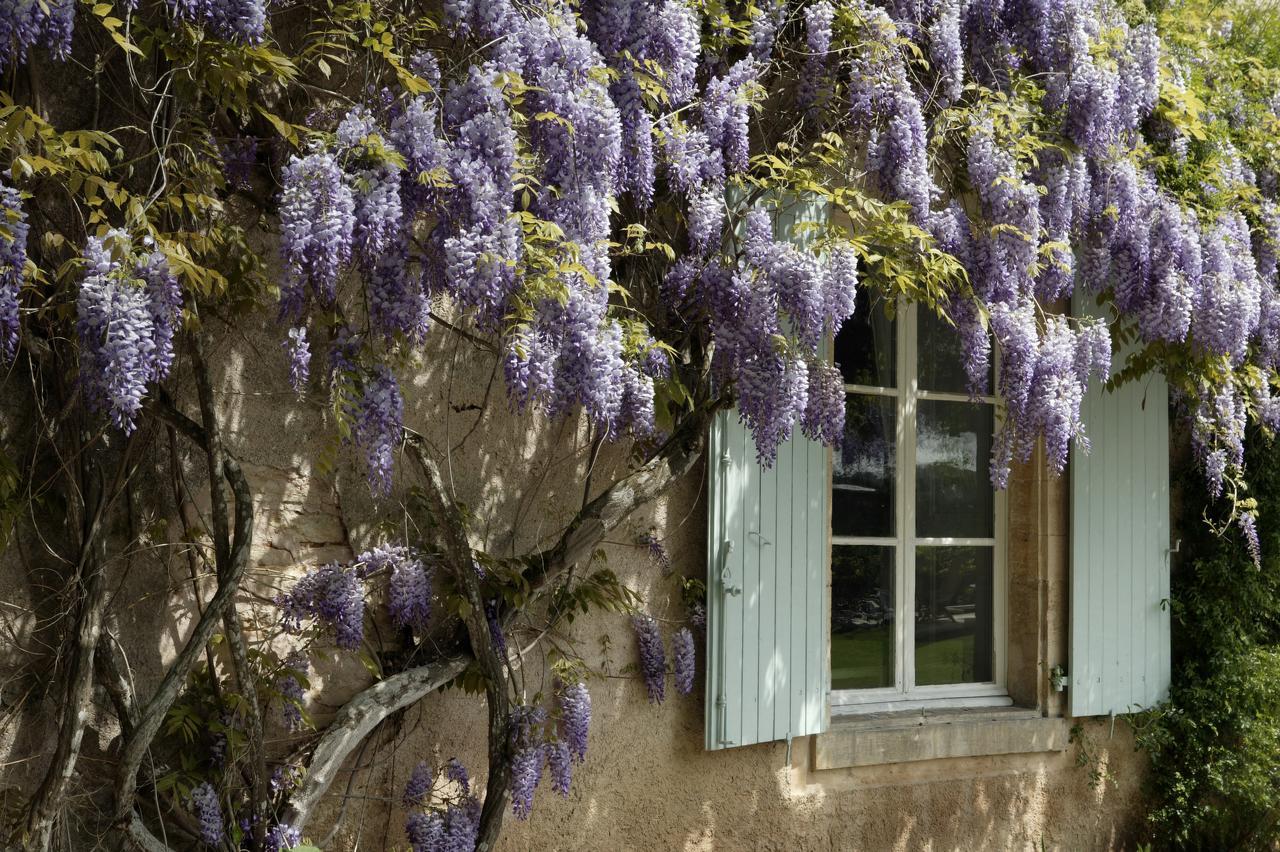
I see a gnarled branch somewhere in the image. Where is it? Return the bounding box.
[112,397,254,824]
[283,654,470,831]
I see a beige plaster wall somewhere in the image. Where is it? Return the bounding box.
[303,455,1148,852]
[0,312,1150,850]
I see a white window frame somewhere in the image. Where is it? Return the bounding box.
[829,301,1009,714]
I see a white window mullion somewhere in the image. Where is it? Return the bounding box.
[902,302,919,695]
[893,300,910,695]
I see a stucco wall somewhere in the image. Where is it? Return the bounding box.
[302,449,1148,852]
[0,313,1150,849]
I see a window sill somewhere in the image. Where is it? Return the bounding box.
[813,706,1070,770]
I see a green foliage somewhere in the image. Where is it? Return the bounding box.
[1136,428,1280,848]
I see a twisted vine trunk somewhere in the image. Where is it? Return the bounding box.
[405,438,514,851]
[22,426,139,851]
[112,396,255,830]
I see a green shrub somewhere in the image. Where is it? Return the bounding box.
[1138,430,1280,849]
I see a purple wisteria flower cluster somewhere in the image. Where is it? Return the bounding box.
[508,704,547,820]
[276,561,365,650]
[188,781,223,846]
[366,544,433,631]
[265,822,301,852]
[556,678,591,765]
[402,758,481,852]
[277,543,434,650]
[632,614,698,703]
[672,627,697,695]
[274,650,309,731]
[632,614,668,704]
[704,208,858,464]
[75,232,183,434]
[0,0,74,72]
[0,181,28,362]
[165,0,267,43]
[204,0,1280,561]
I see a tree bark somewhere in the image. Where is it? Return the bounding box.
[283,654,470,831]
[113,398,254,825]
[22,429,140,851]
[404,437,513,851]
[190,336,270,850]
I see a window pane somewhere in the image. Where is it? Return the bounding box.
[835,288,895,388]
[831,545,895,690]
[918,307,991,395]
[914,547,994,685]
[915,399,994,539]
[834,394,895,538]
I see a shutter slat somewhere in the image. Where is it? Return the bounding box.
[1069,300,1171,717]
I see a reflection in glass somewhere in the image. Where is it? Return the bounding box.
[835,288,895,388]
[914,547,994,685]
[834,395,895,538]
[917,306,992,394]
[916,400,994,539]
[831,546,895,690]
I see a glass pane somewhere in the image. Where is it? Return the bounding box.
[915,399,994,539]
[833,394,896,538]
[914,547,994,685]
[835,288,895,388]
[918,307,992,395]
[831,545,895,690]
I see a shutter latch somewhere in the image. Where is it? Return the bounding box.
[720,541,741,596]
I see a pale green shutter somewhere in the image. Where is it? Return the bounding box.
[705,194,831,750]
[1069,304,1172,716]
[705,413,829,749]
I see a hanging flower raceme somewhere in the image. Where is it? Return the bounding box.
[509,705,547,820]
[556,678,591,763]
[1193,211,1262,364]
[277,561,366,650]
[705,209,857,464]
[632,614,666,704]
[548,741,573,796]
[265,823,301,852]
[278,150,355,320]
[868,86,936,225]
[672,627,696,695]
[274,651,309,731]
[353,366,404,498]
[372,544,433,631]
[165,0,266,42]
[403,761,432,807]
[402,759,481,852]
[389,94,449,215]
[847,5,910,130]
[188,782,223,847]
[440,66,522,330]
[0,0,74,72]
[929,0,965,107]
[798,1,835,109]
[0,182,28,362]
[76,233,183,434]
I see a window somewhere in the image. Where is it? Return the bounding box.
[829,294,1007,712]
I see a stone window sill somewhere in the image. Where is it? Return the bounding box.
[813,706,1070,770]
